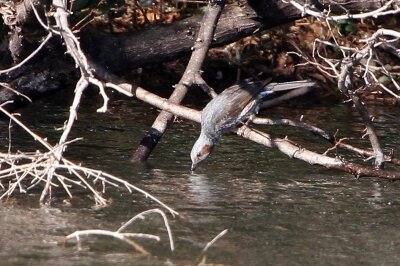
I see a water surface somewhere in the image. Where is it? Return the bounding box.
[0,89,399,265]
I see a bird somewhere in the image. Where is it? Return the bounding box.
[190,79,315,170]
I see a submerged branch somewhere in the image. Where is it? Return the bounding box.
[64,208,174,254]
[0,104,178,215]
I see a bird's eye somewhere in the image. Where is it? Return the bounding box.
[197,153,201,157]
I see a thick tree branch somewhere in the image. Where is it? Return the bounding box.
[254,117,400,166]
[238,126,400,180]
[131,0,226,162]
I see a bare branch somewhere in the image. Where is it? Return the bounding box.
[0,33,52,74]
[202,229,228,253]
[238,126,400,180]
[287,0,400,21]
[65,208,174,253]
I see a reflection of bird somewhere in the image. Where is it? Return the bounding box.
[190,79,315,170]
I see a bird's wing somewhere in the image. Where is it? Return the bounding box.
[265,80,316,92]
[202,80,263,136]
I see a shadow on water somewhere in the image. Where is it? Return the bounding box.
[1,88,400,265]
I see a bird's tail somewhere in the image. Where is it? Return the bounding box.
[265,80,316,92]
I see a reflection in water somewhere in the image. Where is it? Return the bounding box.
[1,90,400,265]
[188,173,215,204]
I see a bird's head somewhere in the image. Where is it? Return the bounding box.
[190,134,214,171]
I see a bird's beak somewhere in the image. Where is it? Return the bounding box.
[191,163,197,171]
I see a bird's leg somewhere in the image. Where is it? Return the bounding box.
[237,124,249,136]
[237,114,256,135]
[246,114,256,125]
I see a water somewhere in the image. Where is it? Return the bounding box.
[0,88,400,265]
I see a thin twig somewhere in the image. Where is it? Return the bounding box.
[0,33,52,74]
[202,229,228,253]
